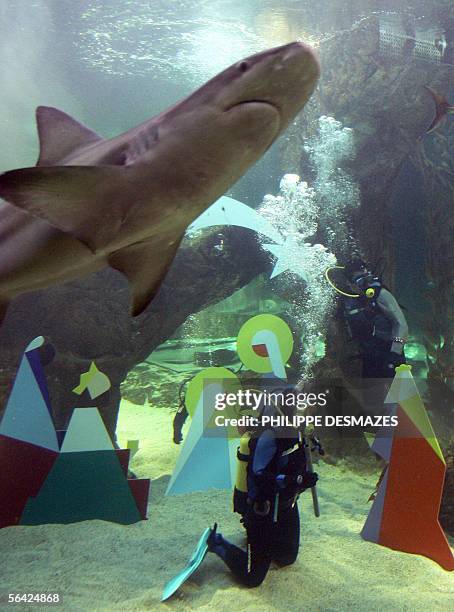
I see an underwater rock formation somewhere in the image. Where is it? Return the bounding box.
[0,227,270,437]
[282,15,451,285]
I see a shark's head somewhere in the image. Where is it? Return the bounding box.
[162,41,319,154]
[130,41,320,224]
[208,41,320,135]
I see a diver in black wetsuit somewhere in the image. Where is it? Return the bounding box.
[207,395,317,587]
[342,258,408,379]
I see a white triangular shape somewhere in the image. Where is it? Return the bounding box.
[60,408,114,452]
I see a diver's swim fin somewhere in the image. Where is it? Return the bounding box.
[161,527,212,602]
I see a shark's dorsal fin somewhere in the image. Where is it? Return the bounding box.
[36,106,103,166]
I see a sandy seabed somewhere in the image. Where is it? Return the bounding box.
[1,399,453,612]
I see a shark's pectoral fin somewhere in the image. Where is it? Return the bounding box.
[109,236,184,317]
[0,165,131,252]
[36,106,103,166]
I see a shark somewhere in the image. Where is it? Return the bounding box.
[0,41,319,325]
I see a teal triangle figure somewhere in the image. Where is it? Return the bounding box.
[20,450,141,525]
[0,337,59,451]
[166,383,238,495]
[20,407,142,525]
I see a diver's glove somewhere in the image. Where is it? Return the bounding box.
[251,471,278,503]
[243,480,274,524]
[301,471,318,490]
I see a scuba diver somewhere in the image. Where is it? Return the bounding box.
[206,388,319,587]
[343,258,408,378]
[326,257,408,380]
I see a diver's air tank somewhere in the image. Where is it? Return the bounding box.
[233,431,252,514]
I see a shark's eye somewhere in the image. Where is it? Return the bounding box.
[239,61,249,73]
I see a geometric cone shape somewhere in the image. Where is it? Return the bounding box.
[26,346,52,416]
[362,389,454,571]
[20,450,142,525]
[0,341,59,451]
[361,467,389,544]
[386,365,444,462]
[369,404,397,463]
[399,395,444,463]
[0,434,58,528]
[384,364,417,404]
[364,431,375,449]
[26,337,46,352]
[369,432,393,463]
[60,408,114,452]
[166,383,238,495]
[185,367,240,418]
[116,449,131,476]
[128,479,151,520]
[379,408,454,570]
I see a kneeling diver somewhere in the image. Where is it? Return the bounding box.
[207,390,318,587]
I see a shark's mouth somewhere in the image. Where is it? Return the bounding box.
[224,100,282,134]
[225,99,280,115]
[225,99,281,114]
